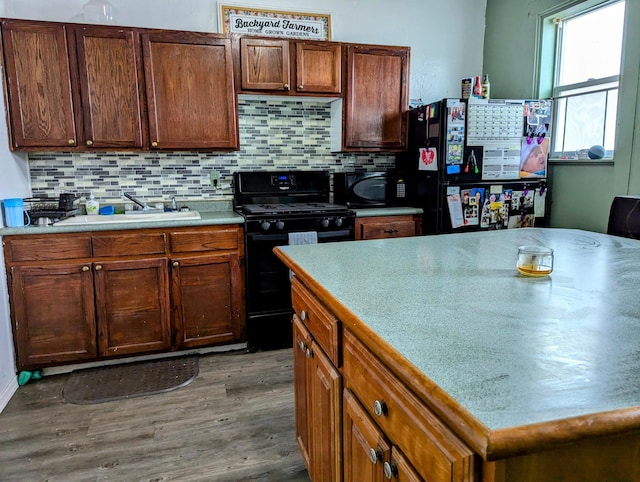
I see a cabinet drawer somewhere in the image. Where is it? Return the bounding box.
[4,234,92,262]
[291,276,340,366]
[343,328,475,482]
[169,227,239,253]
[356,215,417,240]
[92,232,166,257]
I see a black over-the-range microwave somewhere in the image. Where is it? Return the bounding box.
[333,171,408,208]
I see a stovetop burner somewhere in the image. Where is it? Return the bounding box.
[242,202,348,216]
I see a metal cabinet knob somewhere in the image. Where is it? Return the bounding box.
[68,139,75,145]
[172,261,179,267]
[383,461,398,479]
[300,310,307,321]
[298,84,304,90]
[283,83,289,90]
[374,399,388,417]
[82,266,90,272]
[151,141,158,147]
[86,140,93,146]
[95,265,102,271]
[369,447,378,464]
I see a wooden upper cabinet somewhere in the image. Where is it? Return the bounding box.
[1,19,79,149]
[295,42,341,94]
[75,26,146,149]
[240,37,290,91]
[141,31,238,150]
[239,37,341,95]
[343,44,409,151]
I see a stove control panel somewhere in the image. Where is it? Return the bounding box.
[271,174,296,190]
[248,216,354,233]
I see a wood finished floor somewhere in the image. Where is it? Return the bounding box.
[0,348,310,482]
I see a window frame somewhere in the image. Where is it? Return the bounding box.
[538,0,625,162]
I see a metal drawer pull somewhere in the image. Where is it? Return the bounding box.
[374,399,388,417]
[383,229,399,234]
[383,461,398,479]
[306,347,313,359]
[300,310,307,321]
[298,340,305,351]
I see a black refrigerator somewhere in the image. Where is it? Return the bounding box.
[394,98,552,234]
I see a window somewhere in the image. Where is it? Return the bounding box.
[550,1,625,159]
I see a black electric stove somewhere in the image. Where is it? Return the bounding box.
[233,171,355,351]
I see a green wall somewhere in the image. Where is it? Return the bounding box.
[483,0,640,233]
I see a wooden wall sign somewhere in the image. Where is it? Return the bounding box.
[219,3,332,40]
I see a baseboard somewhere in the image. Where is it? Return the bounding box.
[0,376,18,413]
[43,343,248,376]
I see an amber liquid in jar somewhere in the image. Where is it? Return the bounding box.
[516,246,553,277]
[517,264,553,276]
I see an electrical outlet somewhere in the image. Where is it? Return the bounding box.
[210,171,221,189]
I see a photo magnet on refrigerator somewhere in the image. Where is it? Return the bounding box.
[418,147,438,171]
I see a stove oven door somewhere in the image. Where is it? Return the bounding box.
[245,228,352,350]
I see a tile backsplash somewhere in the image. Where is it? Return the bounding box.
[28,98,395,204]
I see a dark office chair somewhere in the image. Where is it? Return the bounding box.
[607,195,640,239]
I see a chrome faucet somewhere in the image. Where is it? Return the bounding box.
[121,191,151,211]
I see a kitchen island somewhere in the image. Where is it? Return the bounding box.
[274,228,640,481]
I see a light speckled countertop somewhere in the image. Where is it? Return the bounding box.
[277,228,640,432]
[352,206,423,217]
[0,204,421,235]
[0,208,244,235]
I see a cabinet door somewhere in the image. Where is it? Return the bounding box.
[388,447,423,482]
[240,38,290,91]
[293,316,313,474]
[344,44,409,151]
[75,26,145,148]
[295,42,341,94]
[309,337,342,482]
[94,258,170,356]
[142,31,238,150]
[171,253,244,348]
[293,315,342,481]
[10,263,97,369]
[1,19,79,148]
[344,388,391,482]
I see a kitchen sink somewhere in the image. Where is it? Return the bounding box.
[53,211,201,226]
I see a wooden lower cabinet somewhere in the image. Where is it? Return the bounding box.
[343,389,422,482]
[171,252,244,348]
[3,225,245,370]
[291,275,475,482]
[9,262,97,368]
[293,316,342,481]
[294,318,312,471]
[355,215,422,240]
[343,328,476,482]
[343,388,390,482]
[94,257,170,357]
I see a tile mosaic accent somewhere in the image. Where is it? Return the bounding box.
[28,99,396,204]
